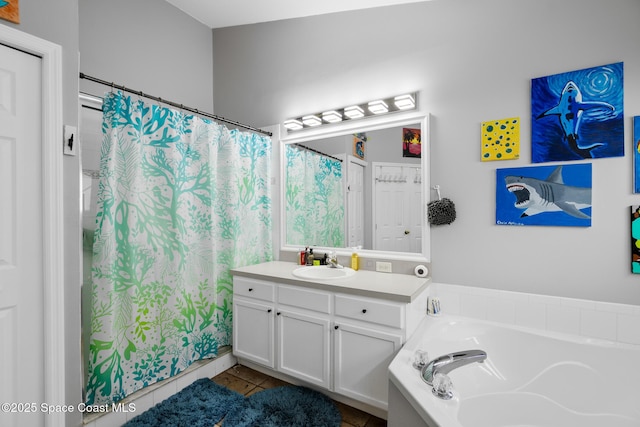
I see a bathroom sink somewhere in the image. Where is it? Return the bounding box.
[292,266,356,280]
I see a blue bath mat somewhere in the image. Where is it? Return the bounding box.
[123,378,244,427]
[223,385,341,427]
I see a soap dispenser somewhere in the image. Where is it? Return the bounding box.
[351,251,359,271]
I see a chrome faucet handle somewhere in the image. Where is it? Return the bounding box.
[431,373,453,400]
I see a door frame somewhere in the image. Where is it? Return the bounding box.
[0,25,65,427]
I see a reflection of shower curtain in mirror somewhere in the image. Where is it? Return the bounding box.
[285,145,345,248]
[86,92,272,405]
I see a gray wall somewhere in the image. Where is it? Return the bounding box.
[79,0,213,112]
[212,0,640,305]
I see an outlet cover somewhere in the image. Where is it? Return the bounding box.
[376,261,392,273]
[63,125,77,156]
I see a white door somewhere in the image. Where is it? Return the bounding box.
[0,43,44,427]
[373,163,422,252]
[346,156,365,248]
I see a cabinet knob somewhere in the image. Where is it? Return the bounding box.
[267,309,272,313]
[277,312,281,316]
[334,325,339,330]
[362,309,367,314]
[248,288,253,292]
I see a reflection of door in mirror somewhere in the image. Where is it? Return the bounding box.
[346,156,366,248]
[373,163,422,252]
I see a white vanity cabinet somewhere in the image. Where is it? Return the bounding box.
[232,269,428,413]
[276,284,332,389]
[232,277,276,368]
[333,294,404,409]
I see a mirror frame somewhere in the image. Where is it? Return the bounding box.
[279,106,430,263]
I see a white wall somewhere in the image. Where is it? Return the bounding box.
[212,0,640,305]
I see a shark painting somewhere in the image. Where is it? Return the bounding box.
[536,81,614,158]
[531,62,624,163]
[496,164,592,227]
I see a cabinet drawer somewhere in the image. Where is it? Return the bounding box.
[278,285,331,314]
[234,277,275,302]
[335,294,404,329]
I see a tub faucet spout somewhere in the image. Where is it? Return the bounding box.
[421,349,487,385]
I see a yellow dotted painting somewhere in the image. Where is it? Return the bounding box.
[481,117,520,161]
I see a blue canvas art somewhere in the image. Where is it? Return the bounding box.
[531,62,623,163]
[496,164,592,227]
[634,117,640,193]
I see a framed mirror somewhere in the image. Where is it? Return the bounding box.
[280,109,430,262]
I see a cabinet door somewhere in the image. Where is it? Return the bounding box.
[277,310,331,389]
[333,322,402,410]
[233,297,275,368]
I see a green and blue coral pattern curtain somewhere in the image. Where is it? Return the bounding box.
[285,145,344,247]
[86,92,272,405]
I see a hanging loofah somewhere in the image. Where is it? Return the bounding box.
[428,198,456,225]
[428,185,456,225]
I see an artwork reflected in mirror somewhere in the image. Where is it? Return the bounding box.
[284,123,424,253]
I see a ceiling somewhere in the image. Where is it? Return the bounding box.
[165,0,432,29]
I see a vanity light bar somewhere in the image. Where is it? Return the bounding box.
[344,105,365,119]
[368,99,389,114]
[394,94,415,110]
[284,119,304,130]
[302,115,322,127]
[283,92,417,132]
[322,110,343,123]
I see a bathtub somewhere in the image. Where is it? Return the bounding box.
[388,314,640,427]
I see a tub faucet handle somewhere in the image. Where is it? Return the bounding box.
[431,373,453,400]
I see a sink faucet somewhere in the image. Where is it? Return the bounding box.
[327,251,343,268]
[421,349,487,385]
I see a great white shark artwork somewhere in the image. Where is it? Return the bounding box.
[536,81,614,159]
[504,165,591,220]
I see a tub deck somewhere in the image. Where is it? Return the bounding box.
[388,314,640,427]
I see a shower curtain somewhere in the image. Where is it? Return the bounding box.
[85,92,272,405]
[285,145,344,248]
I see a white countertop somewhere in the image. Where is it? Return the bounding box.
[231,260,430,303]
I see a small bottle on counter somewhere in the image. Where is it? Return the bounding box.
[351,251,359,271]
[307,248,315,266]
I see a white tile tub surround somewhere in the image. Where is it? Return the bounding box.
[83,351,237,427]
[428,283,640,345]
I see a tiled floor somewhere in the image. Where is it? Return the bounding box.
[212,364,387,427]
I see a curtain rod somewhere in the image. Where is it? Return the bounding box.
[294,143,343,162]
[79,72,272,137]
